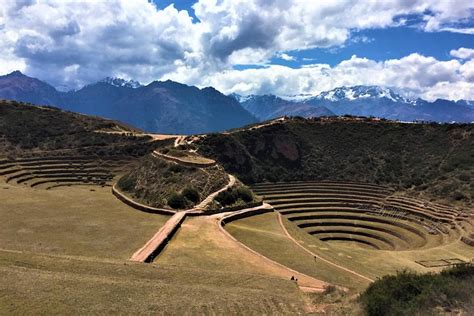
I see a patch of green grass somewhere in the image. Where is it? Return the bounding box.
[360,264,474,316]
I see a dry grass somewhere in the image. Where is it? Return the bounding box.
[0,183,169,259]
[0,182,311,313]
[0,250,306,314]
[226,212,371,292]
[226,211,474,290]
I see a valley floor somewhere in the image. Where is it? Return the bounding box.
[226,212,474,288]
[1,180,472,314]
[0,184,313,314]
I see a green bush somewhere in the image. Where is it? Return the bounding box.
[215,186,255,207]
[236,186,253,202]
[215,188,237,206]
[451,191,467,201]
[117,174,136,191]
[360,264,474,316]
[182,187,200,203]
[167,192,188,209]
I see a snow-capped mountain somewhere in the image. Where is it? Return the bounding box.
[301,85,473,122]
[233,85,474,123]
[99,77,142,89]
[281,93,317,102]
[310,86,409,103]
[230,93,334,120]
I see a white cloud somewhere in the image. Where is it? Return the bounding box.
[0,0,200,88]
[0,0,472,101]
[277,53,296,61]
[450,47,474,60]
[197,54,474,101]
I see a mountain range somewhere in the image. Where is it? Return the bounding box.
[230,93,335,121]
[235,86,474,123]
[301,86,474,123]
[0,71,256,134]
[0,71,472,135]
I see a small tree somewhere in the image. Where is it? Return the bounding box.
[167,192,187,209]
[182,187,200,203]
[237,186,254,202]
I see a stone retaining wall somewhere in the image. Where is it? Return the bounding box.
[112,184,177,215]
[220,206,274,225]
[203,200,264,216]
[152,151,216,168]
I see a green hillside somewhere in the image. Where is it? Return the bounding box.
[0,99,162,158]
[197,117,473,206]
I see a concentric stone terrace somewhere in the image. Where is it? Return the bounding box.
[0,156,128,189]
[252,181,471,251]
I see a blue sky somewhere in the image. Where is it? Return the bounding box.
[152,1,474,69]
[1,0,473,100]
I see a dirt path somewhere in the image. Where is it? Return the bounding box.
[130,212,186,262]
[276,212,374,283]
[213,205,328,291]
[173,135,186,147]
[192,174,236,211]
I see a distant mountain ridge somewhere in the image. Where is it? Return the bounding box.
[230,94,335,121]
[231,85,474,123]
[99,77,142,89]
[298,85,474,123]
[0,71,472,135]
[0,71,257,134]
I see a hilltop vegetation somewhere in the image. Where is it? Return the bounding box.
[117,156,228,209]
[197,117,473,205]
[0,100,162,158]
[360,264,474,315]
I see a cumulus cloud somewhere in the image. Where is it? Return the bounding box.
[0,0,199,88]
[0,0,473,100]
[450,47,474,60]
[277,53,296,61]
[197,54,474,101]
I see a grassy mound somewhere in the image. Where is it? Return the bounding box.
[360,264,474,315]
[117,156,228,209]
[0,100,163,157]
[197,117,473,206]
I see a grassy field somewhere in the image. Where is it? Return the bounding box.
[226,212,371,292]
[0,183,314,313]
[157,215,308,279]
[226,212,474,290]
[0,250,307,314]
[0,182,169,259]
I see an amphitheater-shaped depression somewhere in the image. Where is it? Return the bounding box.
[252,181,471,251]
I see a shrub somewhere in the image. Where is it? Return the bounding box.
[236,186,254,202]
[451,191,467,201]
[182,187,200,203]
[117,174,136,191]
[360,265,474,316]
[215,188,237,206]
[169,164,185,173]
[167,192,188,209]
[215,186,255,207]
